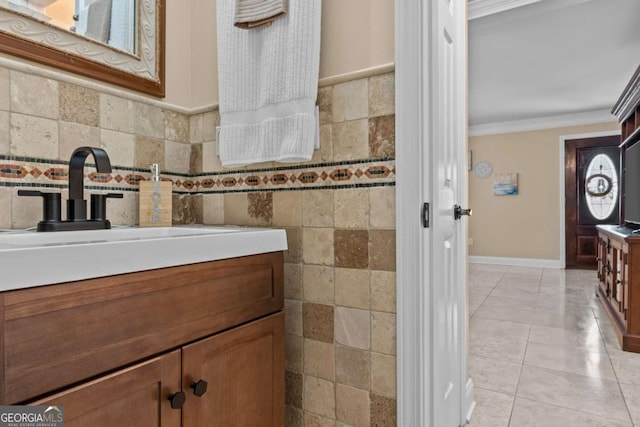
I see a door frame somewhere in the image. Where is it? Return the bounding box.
[558,130,621,269]
[396,1,473,425]
[395,1,427,424]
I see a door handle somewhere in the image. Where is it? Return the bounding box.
[454,205,472,220]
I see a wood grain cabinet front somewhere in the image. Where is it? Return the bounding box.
[596,226,640,352]
[0,252,285,426]
[33,350,183,427]
[182,313,285,427]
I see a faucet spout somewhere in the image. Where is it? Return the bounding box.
[68,147,112,200]
[67,147,112,220]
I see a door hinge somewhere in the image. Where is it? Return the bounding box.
[422,202,430,228]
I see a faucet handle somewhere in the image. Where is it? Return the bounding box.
[18,190,62,223]
[90,193,123,221]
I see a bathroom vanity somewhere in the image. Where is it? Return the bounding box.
[0,226,286,426]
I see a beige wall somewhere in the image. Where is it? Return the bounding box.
[165,0,196,107]
[189,0,219,108]
[177,0,395,108]
[46,1,75,29]
[468,121,619,261]
[319,0,394,79]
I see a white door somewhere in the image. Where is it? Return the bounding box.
[429,0,469,425]
[396,0,472,426]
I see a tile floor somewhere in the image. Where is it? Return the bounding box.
[467,263,640,427]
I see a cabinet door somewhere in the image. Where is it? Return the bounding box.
[597,234,607,293]
[32,350,182,427]
[623,249,630,319]
[182,312,285,427]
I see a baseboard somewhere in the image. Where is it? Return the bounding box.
[468,256,562,268]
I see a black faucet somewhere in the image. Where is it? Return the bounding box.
[18,146,122,231]
[67,146,113,221]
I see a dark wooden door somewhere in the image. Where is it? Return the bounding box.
[566,135,621,269]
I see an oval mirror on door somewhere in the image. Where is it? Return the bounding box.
[585,153,618,220]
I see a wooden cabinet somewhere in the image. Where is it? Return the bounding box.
[182,313,285,426]
[33,351,183,427]
[612,64,640,147]
[0,252,285,426]
[596,225,640,352]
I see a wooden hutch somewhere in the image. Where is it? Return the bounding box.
[597,64,640,352]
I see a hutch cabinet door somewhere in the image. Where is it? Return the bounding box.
[182,312,285,427]
[32,350,182,427]
[597,234,608,295]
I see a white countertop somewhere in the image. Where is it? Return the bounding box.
[0,226,288,292]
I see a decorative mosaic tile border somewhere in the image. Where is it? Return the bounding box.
[0,155,395,194]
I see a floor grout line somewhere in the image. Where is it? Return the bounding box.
[468,263,638,426]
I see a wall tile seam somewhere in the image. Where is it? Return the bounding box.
[0,180,397,195]
[318,63,395,88]
[0,158,396,194]
[1,58,393,116]
[4,115,194,147]
[299,374,391,419]
[0,57,218,116]
[193,156,396,177]
[0,154,395,175]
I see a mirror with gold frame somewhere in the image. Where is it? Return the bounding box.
[0,0,165,97]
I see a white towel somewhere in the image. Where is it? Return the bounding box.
[217,0,322,166]
[234,0,288,29]
[85,0,112,44]
[109,0,136,53]
[75,6,88,36]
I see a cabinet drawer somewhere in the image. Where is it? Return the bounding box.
[0,252,283,404]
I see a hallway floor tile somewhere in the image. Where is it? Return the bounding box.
[467,264,640,427]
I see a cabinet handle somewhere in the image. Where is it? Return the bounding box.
[168,391,186,409]
[617,279,622,284]
[191,379,208,397]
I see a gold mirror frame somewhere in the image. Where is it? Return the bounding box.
[0,0,165,97]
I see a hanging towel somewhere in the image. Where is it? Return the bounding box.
[75,6,88,37]
[234,0,288,29]
[217,0,321,166]
[109,0,136,53]
[85,0,113,44]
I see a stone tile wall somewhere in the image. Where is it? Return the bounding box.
[0,64,397,426]
[215,72,398,426]
[0,67,216,228]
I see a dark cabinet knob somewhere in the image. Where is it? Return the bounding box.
[617,279,622,284]
[191,379,208,397]
[168,391,186,409]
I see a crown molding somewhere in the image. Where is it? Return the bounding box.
[612,64,640,122]
[469,109,616,136]
[468,0,542,20]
